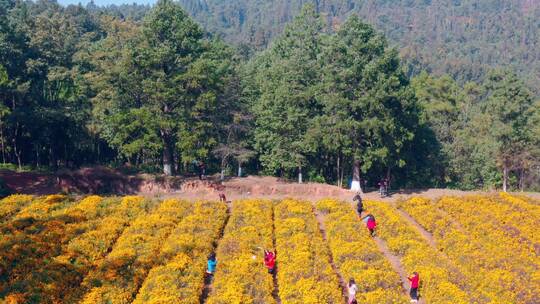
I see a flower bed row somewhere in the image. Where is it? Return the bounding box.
[366,200,469,304]
[80,198,191,304]
[0,194,34,223]
[274,199,342,304]
[399,196,539,303]
[54,196,152,303]
[445,195,539,257]
[10,194,71,221]
[499,192,540,220]
[316,199,406,303]
[206,199,275,304]
[0,195,124,303]
[429,196,538,303]
[133,201,228,304]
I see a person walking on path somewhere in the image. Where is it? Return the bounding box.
[353,193,363,216]
[347,278,358,304]
[218,192,226,203]
[366,215,377,237]
[198,161,206,180]
[206,253,217,275]
[263,249,276,274]
[408,272,420,303]
[378,178,388,197]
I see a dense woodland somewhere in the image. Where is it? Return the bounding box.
[178,0,540,93]
[0,0,539,191]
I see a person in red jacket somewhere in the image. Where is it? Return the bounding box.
[408,272,420,303]
[366,215,377,237]
[264,249,276,274]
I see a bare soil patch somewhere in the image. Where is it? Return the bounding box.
[2,169,539,203]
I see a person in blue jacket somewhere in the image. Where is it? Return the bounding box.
[206,253,217,275]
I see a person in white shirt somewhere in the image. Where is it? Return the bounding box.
[348,278,358,304]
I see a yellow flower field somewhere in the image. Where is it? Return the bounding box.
[274,199,342,304]
[206,199,275,304]
[0,193,537,304]
[399,195,540,303]
[316,199,407,303]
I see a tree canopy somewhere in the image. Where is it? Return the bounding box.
[0,0,538,191]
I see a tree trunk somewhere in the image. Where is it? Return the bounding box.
[336,155,340,187]
[35,145,40,168]
[13,124,21,171]
[15,147,22,171]
[162,143,174,176]
[161,129,174,176]
[386,167,391,190]
[238,164,242,177]
[298,166,303,184]
[340,164,344,189]
[351,159,362,192]
[519,168,525,192]
[502,163,508,192]
[220,169,225,181]
[0,123,5,164]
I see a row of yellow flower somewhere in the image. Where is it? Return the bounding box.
[0,194,72,303]
[448,195,539,258]
[366,200,469,304]
[398,197,502,302]
[316,199,407,303]
[133,201,228,304]
[433,196,539,302]
[56,196,152,303]
[206,200,275,304]
[80,198,192,304]
[399,196,539,303]
[11,194,71,221]
[274,199,342,304]
[499,192,540,220]
[0,194,125,303]
[498,193,540,255]
[0,194,34,223]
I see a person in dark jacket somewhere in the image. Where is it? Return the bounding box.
[353,192,363,216]
[218,192,226,203]
[198,161,206,180]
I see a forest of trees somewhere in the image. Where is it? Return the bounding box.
[178,0,540,94]
[0,0,539,191]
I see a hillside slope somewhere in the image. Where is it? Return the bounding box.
[178,0,540,91]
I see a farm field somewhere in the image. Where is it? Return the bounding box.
[0,193,538,303]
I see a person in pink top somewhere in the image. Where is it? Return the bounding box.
[408,272,420,303]
[366,215,377,237]
[264,249,276,274]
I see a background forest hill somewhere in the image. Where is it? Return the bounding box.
[0,0,539,193]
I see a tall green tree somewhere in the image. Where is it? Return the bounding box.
[92,0,234,175]
[319,15,419,191]
[250,4,324,182]
[411,72,463,185]
[482,70,537,191]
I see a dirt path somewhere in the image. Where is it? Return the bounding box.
[313,209,348,302]
[271,205,282,304]
[394,207,437,249]
[373,236,425,304]
[199,200,232,304]
[171,176,540,207]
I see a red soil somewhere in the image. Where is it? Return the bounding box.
[1,169,539,203]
